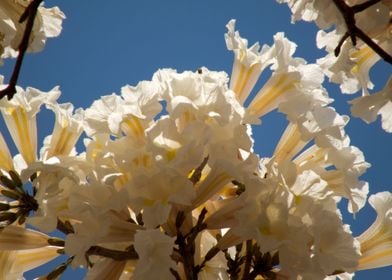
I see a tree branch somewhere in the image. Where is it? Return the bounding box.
[56,219,75,235]
[175,208,208,280]
[0,0,44,100]
[241,240,253,280]
[86,245,138,261]
[352,0,381,13]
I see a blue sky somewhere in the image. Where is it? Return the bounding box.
[0,0,391,279]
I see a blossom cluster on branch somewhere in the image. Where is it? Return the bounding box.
[0,1,391,280]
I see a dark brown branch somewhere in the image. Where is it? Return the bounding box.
[86,245,138,261]
[56,219,75,235]
[334,32,350,57]
[352,0,381,13]
[0,0,44,100]
[42,256,74,280]
[170,268,182,280]
[198,246,220,269]
[332,0,392,64]
[225,243,245,280]
[175,208,208,280]
[189,156,209,184]
[333,0,357,45]
[241,240,253,280]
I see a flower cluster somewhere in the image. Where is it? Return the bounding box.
[0,2,391,280]
[278,0,392,132]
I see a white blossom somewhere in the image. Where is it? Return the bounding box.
[0,0,65,62]
[133,229,176,280]
[357,191,392,270]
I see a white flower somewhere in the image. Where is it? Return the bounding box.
[357,191,392,270]
[351,77,392,133]
[296,107,349,146]
[191,161,234,209]
[0,226,60,279]
[119,80,161,143]
[0,225,50,250]
[145,115,206,173]
[0,246,61,280]
[310,216,360,275]
[86,258,127,280]
[271,117,369,213]
[290,169,331,200]
[23,156,88,232]
[0,0,65,61]
[133,229,176,280]
[225,19,275,104]
[279,197,360,278]
[317,42,382,94]
[0,86,60,164]
[157,67,242,127]
[196,231,229,280]
[246,33,326,121]
[41,102,84,159]
[324,272,354,280]
[84,93,130,136]
[120,80,161,120]
[277,0,342,29]
[128,166,195,228]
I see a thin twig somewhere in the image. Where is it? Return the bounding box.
[352,0,381,13]
[56,219,75,235]
[175,208,208,280]
[334,32,350,57]
[86,245,138,261]
[189,156,209,184]
[0,0,44,100]
[333,0,357,45]
[170,268,182,280]
[241,240,253,280]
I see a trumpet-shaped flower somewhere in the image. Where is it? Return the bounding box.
[225,19,275,104]
[0,225,50,250]
[271,114,369,213]
[351,77,392,133]
[0,226,60,279]
[233,30,326,122]
[42,102,84,159]
[0,246,61,280]
[0,85,60,164]
[277,0,342,29]
[22,156,89,232]
[84,93,131,137]
[357,191,392,270]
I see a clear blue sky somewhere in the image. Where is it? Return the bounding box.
[0,0,390,279]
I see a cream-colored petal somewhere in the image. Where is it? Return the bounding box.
[0,226,49,250]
